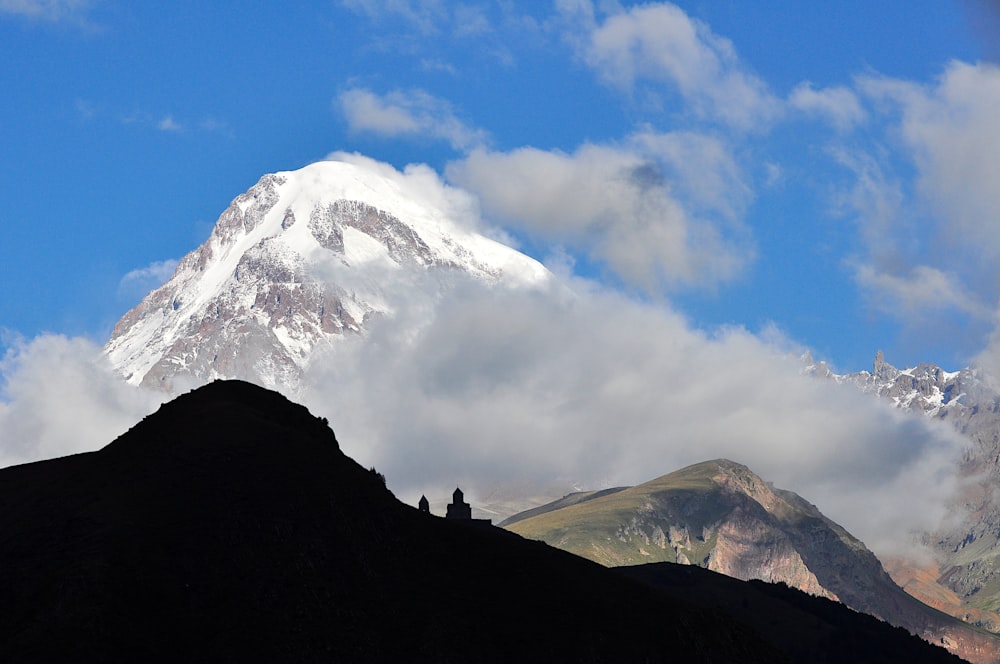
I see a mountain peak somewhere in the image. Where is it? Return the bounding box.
[104,158,552,391]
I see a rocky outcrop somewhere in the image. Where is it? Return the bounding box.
[816,352,1000,629]
[503,459,1000,662]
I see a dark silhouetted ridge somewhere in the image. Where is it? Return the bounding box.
[0,380,775,663]
[0,381,967,662]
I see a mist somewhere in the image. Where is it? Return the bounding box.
[298,275,966,560]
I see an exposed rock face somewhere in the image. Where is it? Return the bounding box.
[104,160,551,391]
[503,459,998,662]
[813,352,1000,627]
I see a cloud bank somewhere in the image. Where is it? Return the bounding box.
[0,335,164,468]
[298,275,964,559]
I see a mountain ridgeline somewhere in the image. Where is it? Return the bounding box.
[0,381,969,662]
[501,459,1000,663]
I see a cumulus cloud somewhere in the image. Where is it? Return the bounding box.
[789,82,867,131]
[299,277,965,559]
[0,335,164,468]
[325,150,499,240]
[562,1,780,130]
[338,87,489,151]
[447,139,753,292]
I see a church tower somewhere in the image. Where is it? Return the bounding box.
[445,487,472,520]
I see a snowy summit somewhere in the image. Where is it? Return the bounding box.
[104,156,552,390]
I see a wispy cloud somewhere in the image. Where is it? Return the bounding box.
[789,82,867,131]
[119,259,177,289]
[337,87,489,151]
[117,259,178,307]
[561,1,780,131]
[339,0,449,35]
[157,115,182,132]
[339,0,497,39]
[820,61,1000,357]
[0,0,97,25]
[117,109,228,136]
[854,264,991,320]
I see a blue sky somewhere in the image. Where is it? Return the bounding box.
[2,0,999,372]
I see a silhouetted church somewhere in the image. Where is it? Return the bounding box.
[446,487,472,519]
[417,487,491,525]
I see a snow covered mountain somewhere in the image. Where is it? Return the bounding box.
[104,158,551,390]
[805,349,991,419]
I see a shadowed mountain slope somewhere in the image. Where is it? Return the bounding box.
[503,459,1000,663]
[617,562,973,664]
[0,380,778,663]
[0,380,978,662]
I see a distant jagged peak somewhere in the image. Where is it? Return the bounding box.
[873,348,900,382]
[799,349,989,418]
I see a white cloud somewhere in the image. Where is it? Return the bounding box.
[121,110,217,135]
[0,0,94,23]
[447,138,753,292]
[324,150,495,239]
[855,264,991,321]
[337,87,489,151]
[862,62,1000,267]
[564,2,780,130]
[118,259,179,304]
[158,115,182,132]
[339,0,447,34]
[824,61,1000,355]
[299,278,965,559]
[0,335,165,468]
[0,287,966,562]
[630,130,752,221]
[828,145,906,259]
[789,82,866,131]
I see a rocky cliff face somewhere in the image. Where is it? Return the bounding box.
[810,351,1000,628]
[502,459,997,661]
[104,159,551,391]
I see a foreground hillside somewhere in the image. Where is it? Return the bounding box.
[503,459,1000,663]
[0,380,774,662]
[617,562,974,664]
[0,380,972,662]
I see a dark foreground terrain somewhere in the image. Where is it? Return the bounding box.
[0,380,968,662]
